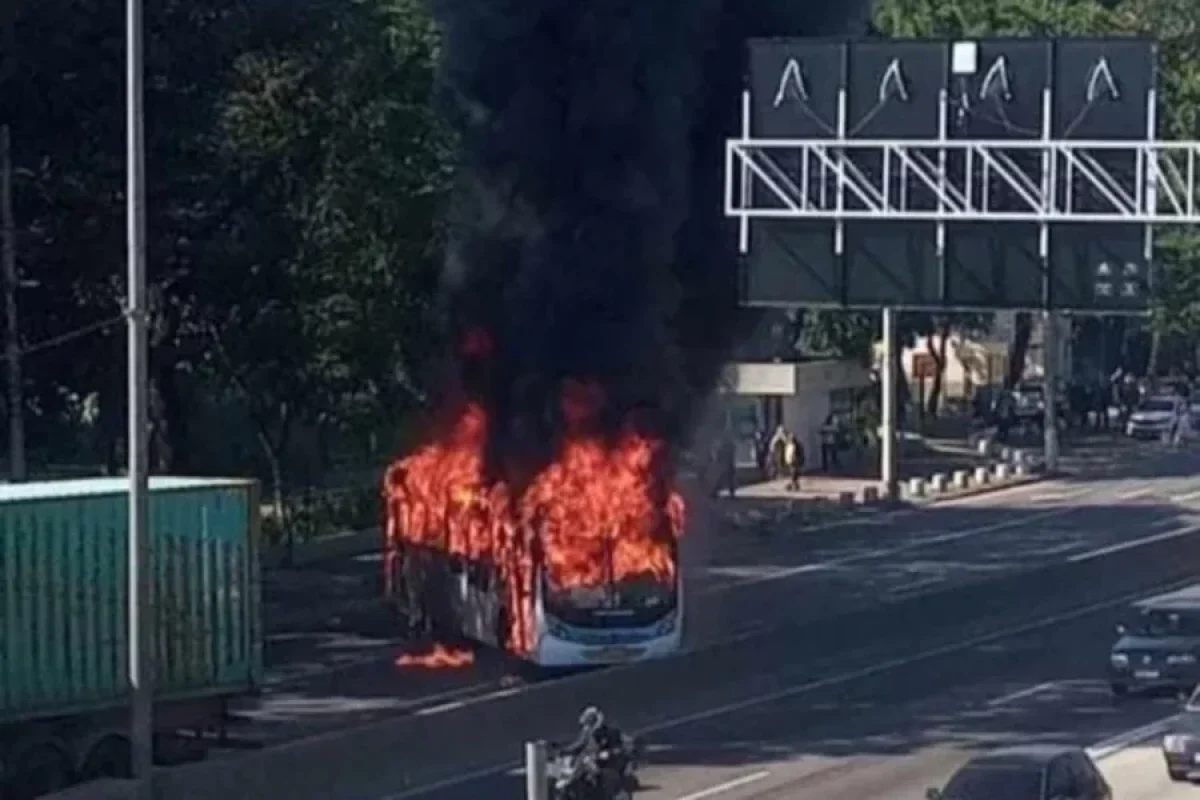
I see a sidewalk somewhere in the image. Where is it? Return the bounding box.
[730,430,989,502]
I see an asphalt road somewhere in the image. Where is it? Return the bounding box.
[380,546,1200,800]
[227,437,1200,749]
[145,444,1200,799]
[1102,742,1196,799]
[135,435,1200,799]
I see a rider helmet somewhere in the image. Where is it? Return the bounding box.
[579,706,604,731]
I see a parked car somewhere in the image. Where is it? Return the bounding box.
[1125,395,1180,440]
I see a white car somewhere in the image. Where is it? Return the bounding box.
[1126,396,1180,439]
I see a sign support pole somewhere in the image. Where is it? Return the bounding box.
[1037,85,1060,474]
[1042,312,1060,473]
[881,306,898,499]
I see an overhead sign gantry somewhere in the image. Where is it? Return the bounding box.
[724,37,1194,312]
[723,36,1195,484]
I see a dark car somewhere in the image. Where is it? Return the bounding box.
[1012,381,1069,423]
[926,745,1111,800]
[1161,684,1200,781]
[1109,585,1200,696]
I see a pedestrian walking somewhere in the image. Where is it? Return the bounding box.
[784,433,804,492]
[768,424,788,480]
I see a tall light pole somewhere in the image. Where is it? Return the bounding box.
[126,0,153,792]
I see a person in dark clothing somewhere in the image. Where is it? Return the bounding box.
[819,414,839,471]
[717,435,737,497]
[991,391,1014,443]
[753,429,768,480]
[562,706,628,793]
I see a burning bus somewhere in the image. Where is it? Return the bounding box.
[382,383,686,667]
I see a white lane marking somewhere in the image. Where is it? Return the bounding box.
[1068,523,1200,563]
[984,679,1099,707]
[380,575,1199,798]
[985,681,1062,707]
[888,576,946,599]
[1087,717,1178,761]
[1031,488,1091,502]
[675,770,772,800]
[1172,488,1200,503]
[1117,487,1154,500]
[414,686,523,716]
[710,503,1086,594]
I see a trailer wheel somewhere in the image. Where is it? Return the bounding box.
[78,734,132,780]
[3,738,74,800]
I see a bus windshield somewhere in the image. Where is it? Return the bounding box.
[542,569,677,628]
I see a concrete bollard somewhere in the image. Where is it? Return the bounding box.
[973,466,990,485]
[977,437,994,457]
[952,470,969,490]
[838,490,856,507]
[1000,446,1013,462]
[526,741,548,800]
[1014,462,1028,477]
[907,477,926,498]
[993,463,1010,481]
[1011,449,1027,466]
[861,486,880,504]
[930,473,948,492]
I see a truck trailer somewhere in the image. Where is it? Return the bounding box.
[0,477,262,799]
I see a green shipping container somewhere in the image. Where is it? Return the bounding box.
[0,477,262,725]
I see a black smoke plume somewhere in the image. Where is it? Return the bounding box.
[430,0,873,476]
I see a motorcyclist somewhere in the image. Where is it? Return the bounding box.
[563,706,629,792]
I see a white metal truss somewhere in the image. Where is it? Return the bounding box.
[725,137,1200,225]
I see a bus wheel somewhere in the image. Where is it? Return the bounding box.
[4,737,74,800]
[78,734,132,780]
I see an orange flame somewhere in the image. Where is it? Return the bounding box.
[396,643,475,669]
[383,377,684,656]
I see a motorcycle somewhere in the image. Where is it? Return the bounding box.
[546,736,641,800]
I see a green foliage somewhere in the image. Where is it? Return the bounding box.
[261,485,381,546]
[803,310,879,364]
[5,0,450,536]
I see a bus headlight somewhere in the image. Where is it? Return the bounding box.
[1110,653,1129,668]
[1169,653,1197,665]
[1164,734,1193,752]
[650,613,677,636]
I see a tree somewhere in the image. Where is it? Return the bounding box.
[913,312,993,416]
[5,0,448,498]
[194,0,449,517]
[1114,0,1200,375]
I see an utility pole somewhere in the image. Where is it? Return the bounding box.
[1,125,24,481]
[126,0,154,792]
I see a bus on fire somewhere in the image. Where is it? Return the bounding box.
[381,403,685,667]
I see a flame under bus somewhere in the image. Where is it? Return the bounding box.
[383,537,683,667]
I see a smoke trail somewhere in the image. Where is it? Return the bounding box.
[430,0,875,476]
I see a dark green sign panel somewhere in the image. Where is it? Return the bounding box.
[740,37,1156,312]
